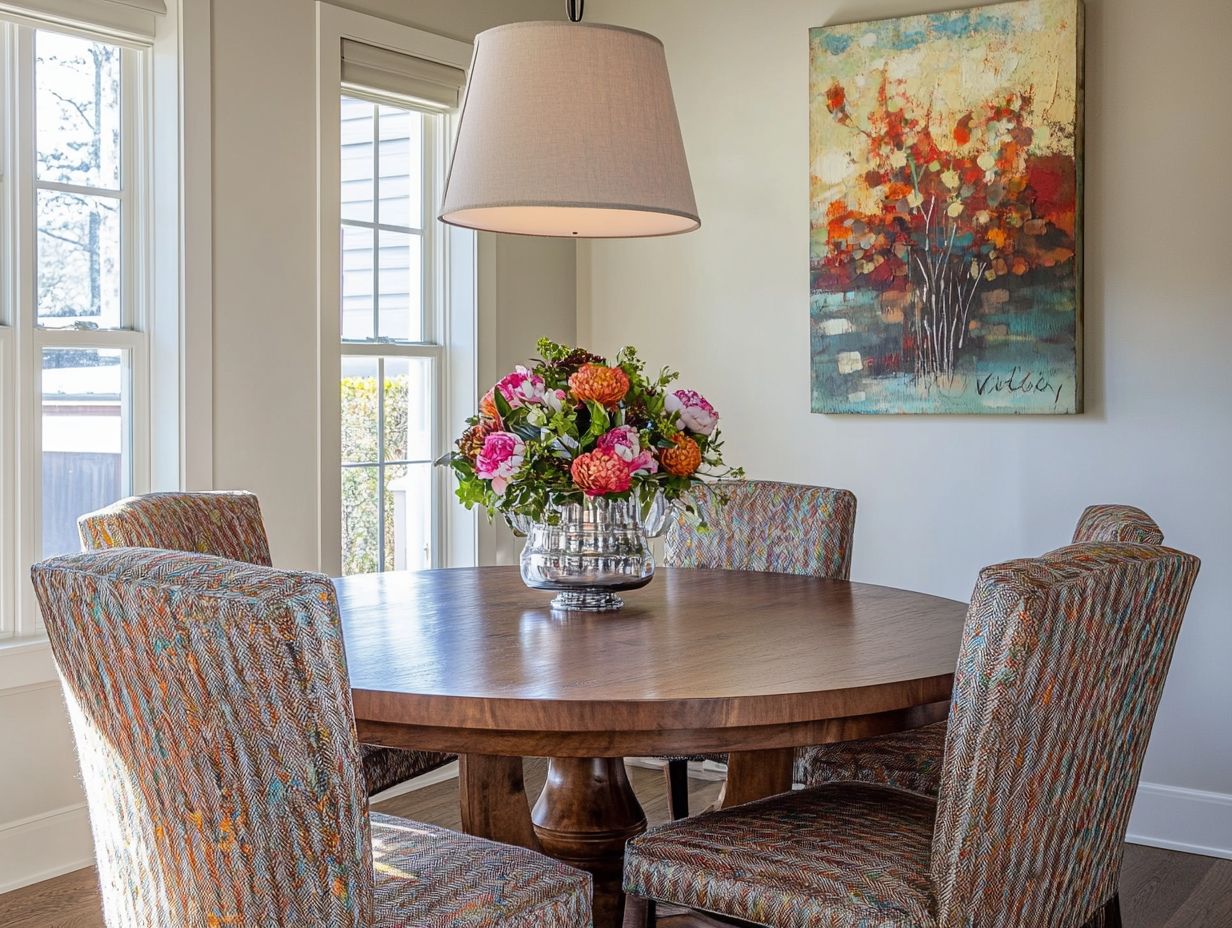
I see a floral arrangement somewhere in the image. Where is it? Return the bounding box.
[443,339,742,526]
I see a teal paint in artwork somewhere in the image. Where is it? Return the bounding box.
[821,32,853,55]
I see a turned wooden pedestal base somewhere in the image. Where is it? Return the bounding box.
[532,758,648,928]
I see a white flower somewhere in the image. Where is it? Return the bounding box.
[665,389,719,436]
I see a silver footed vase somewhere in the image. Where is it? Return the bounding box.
[513,494,668,612]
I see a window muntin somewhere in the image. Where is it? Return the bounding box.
[340,97,424,344]
[338,92,441,576]
[0,18,149,639]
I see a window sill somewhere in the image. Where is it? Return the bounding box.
[0,637,57,691]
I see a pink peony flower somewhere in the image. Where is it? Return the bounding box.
[494,365,564,411]
[596,425,658,476]
[665,389,719,436]
[475,431,525,495]
[570,449,633,497]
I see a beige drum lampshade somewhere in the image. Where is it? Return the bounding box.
[439,21,700,238]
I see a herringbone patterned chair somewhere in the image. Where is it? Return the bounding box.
[1072,504,1165,545]
[660,480,857,817]
[34,548,591,928]
[624,542,1200,928]
[798,504,1167,799]
[78,491,452,797]
[78,491,274,565]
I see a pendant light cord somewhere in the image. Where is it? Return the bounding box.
[566,0,584,23]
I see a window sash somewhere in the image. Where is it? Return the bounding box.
[338,92,447,574]
[341,352,439,572]
[340,95,439,347]
[0,14,150,639]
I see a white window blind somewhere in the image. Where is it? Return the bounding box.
[341,38,465,110]
[0,0,165,42]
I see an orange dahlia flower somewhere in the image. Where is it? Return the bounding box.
[457,422,492,462]
[570,449,632,496]
[660,434,702,477]
[479,389,502,425]
[568,363,629,407]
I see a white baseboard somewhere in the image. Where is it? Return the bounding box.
[624,757,728,782]
[1126,781,1232,860]
[0,802,94,894]
[369,759,459,804]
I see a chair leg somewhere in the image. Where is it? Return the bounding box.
[1082,894,1122,928]
[623,894,655,928]
[1104,894,1123,928]
[665,759,690,820]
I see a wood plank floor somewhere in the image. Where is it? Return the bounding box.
[2,760,1228,928]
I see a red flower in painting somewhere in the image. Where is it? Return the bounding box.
[813,74,1076,381]
[825,82,844,111]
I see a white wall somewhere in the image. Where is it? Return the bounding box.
[582,0,1232,856]
[0,682,95,892]
[0,0,575,894]
[212,0,576,570]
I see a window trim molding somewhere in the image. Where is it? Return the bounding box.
[315,2,475,576]
[152,0,211,492]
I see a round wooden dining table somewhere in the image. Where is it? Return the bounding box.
[336,566,967,928]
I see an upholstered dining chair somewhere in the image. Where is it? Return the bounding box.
[33,548,592,928]
[624,542,1200,928]
[660,479,857,818]
[77,491,452,798]
[1072,504,1165,545]
[798,503,1167,799]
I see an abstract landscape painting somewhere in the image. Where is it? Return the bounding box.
[809,0,1083,414]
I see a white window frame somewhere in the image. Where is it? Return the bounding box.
[316,3,477,576]
[339,96,444,574]
[0,0,208,686]
[1,16,151,642]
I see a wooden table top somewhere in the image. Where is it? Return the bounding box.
[337,566,967,737]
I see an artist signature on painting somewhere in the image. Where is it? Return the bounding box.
[975,367,1065,406]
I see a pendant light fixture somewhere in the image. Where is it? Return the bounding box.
[438,0,699,238]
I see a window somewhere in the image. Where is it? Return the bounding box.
[318,7,475,577]
[0,19,150,638]
[338,95,443,575]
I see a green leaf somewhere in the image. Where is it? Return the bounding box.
[492,387,514,421]
[582,399,610,445]
[511,421,541,442]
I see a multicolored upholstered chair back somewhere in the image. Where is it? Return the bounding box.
[33,549,373,928]
[930,543,1200,928]
[78,491,273,566]
[76,491,451,799]
[665,480,857,580]
[1073,504,1165,545]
